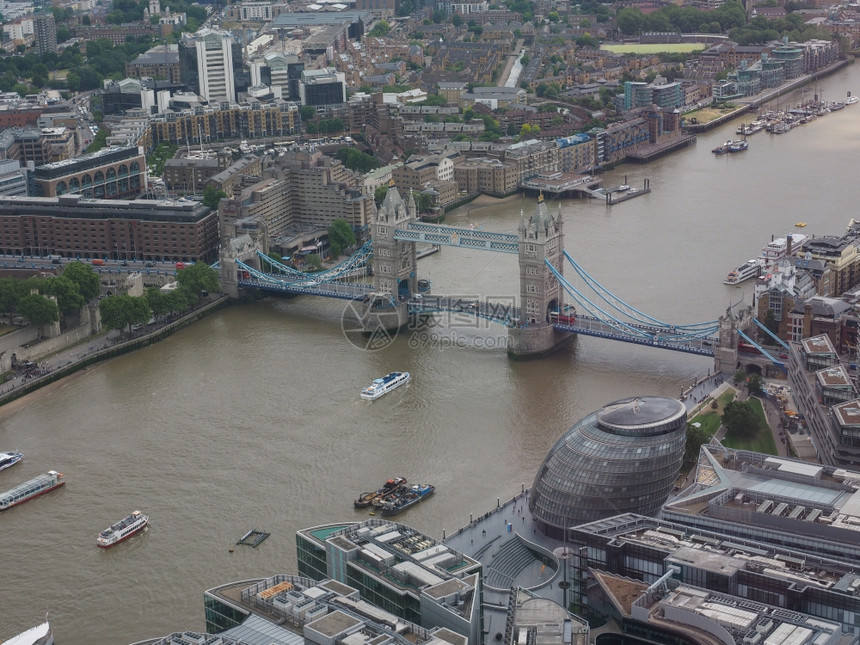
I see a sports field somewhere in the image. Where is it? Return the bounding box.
[601,43,707,54]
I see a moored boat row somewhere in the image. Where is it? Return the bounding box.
[377,483,435,517]
[724,233,809,285]
[354,476,407,508]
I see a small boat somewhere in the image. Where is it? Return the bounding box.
[0,471,65,511]
[846,92,858,105]
[616,185,630,192]
[377,483,435,516]
[355,476,407,508]
[0,450,23,472]
[360,371,410,401]
[728,140,748,152]
[712,141,730,154]
[3,621,53,645]
[795,222,807,228]
[96,510,149,548]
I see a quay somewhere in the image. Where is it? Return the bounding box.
[684,58,854,133]
[520,172,603,198]
[625,134,696,162]
[605,179,651,205]
[416,244,441,260]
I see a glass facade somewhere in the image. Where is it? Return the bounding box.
[529,397,686,538]
[204,595,249,633]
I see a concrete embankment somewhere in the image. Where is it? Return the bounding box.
[0,296,230,408]
[684,58,854,133]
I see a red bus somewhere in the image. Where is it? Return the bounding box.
[549,309,576,325]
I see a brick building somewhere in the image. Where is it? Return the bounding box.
[33,146,147,199]
[0,194,219,262]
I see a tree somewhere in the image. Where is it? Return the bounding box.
[98,294,151,334]
[733,368,746,385]
[375,185,388,205]
[452,13,463,26]
[202,186,227,209]
[0,277,23,321]
[748,372,764,396]
[685,421,710,463]
[41,276,85,313]
[305,254,323,271]
[17,293,59,332]
[368,20,390,37]
[327,219,356,258]
[416,192,432,212]
[61,262,100,301]
[299,105,316,122]
[176,262,219,295]
[145,286,171,321]
[722,400,760,439]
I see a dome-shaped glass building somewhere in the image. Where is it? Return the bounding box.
[529,396,687,539]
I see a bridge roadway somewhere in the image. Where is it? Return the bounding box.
[553,315,716,356]
[236,278,716,355]
[238,277,376,300]
[393,222,519,253]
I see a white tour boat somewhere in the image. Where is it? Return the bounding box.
[360,372,410,400]
[96,510,149,548]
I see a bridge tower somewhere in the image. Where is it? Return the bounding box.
[508,194,572,358]
[364,184,418,330]
[714,303,755,374]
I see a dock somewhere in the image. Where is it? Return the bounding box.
[605,179,652,205]
[237,529,270,548]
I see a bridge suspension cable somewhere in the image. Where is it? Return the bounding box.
[562,250,717,332]
[250,240,374,285]
[546,257,719,342]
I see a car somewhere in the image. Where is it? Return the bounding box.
[121,261,129,266]
[144,261,155,267]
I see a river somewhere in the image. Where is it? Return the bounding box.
[1,64,860,643]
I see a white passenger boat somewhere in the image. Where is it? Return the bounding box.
[0,450,22,472]
[724,259,764,285]
[96,510,149,548]
[724,233,808,285]
[3,620,53,645]
[360,371,410,400]
[0,471,65,511]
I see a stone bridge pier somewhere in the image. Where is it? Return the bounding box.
[220,234,261,299]
[714,304,756,375]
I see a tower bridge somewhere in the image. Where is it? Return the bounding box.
[219,186,763,371]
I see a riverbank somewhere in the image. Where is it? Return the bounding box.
[684,57,854,132]
[0,295,230,408]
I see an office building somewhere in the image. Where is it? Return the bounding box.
[126,44,182,84]
[0,194,218,262]
[297,520,483,645]
[195,28,236,103]
[664,445,860,563]
[570,510,860,636]
[33,146,146,199]
[264,53,304,102]
[299,68,346,107]
[0,160,28,197]
[591,569,848,645]
[529,396,687,538]
[33,13,57,55]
